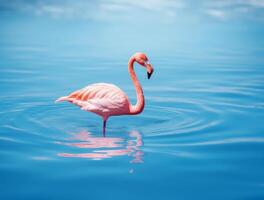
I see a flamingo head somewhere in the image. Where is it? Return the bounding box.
[133,52,154,79]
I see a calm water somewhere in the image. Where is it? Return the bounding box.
[0,43,264,200]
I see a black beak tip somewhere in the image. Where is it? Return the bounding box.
[147,72,152,79]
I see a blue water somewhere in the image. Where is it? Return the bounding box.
[1,7,264,198]
[1,42,264,200]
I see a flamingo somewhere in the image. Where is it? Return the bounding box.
[55,52,154,135]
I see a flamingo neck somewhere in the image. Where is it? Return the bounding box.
[128,57,145,115]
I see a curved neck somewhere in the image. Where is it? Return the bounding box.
[128,57,145,115]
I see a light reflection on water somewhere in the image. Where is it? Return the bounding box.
[57,130,143,163]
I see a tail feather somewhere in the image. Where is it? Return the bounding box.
[55,96,69,103]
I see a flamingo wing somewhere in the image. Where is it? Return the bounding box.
[56,83,130,116]
[81,98,123,112]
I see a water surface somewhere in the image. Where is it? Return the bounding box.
[0,42,264,200]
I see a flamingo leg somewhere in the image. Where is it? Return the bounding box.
[103,119,107,137]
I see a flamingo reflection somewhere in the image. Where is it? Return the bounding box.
[57,130,143,163]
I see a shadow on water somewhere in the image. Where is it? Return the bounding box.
[56,130,144,163]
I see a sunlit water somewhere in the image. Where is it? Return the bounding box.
[0,44,264,200]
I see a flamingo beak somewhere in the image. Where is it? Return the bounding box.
[147,71,152,79]
[145,61,153,79]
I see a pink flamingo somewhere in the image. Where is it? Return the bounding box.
[55,52,154,135]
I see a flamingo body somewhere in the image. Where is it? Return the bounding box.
[55,52,154,135]
[56,83,130,120]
